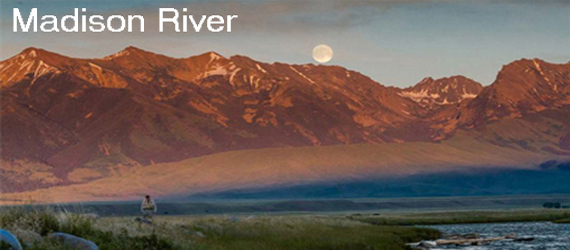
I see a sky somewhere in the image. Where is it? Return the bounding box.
[1,0,569,87]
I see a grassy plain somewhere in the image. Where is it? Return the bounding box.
[0,207,439,250]
[350,208,570,225]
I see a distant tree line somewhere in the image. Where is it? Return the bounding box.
[543,202,570,209]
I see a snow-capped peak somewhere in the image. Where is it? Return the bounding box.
[399,76,483,108]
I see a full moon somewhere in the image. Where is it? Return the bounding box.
[312,44,333,63]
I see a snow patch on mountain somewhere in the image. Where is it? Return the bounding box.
[256,64,267,74]
[104,50,130,60]
[204,65,228,77]
[289,66,315,84]
[399,76,483,109]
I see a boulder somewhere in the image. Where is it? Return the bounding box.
[0,229,23,250]
[48,232,98,250]
[13,229,43,247]
[406,240,437,249]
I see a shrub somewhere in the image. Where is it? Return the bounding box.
[128,234,177,250]
[59,213,96,237]
[0,207,60,235]
[543,202,562,209]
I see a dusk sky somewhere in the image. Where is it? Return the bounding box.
[1,0,569,87]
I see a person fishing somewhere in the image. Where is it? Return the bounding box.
[141,195,157,218]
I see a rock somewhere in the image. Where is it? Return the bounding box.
[48,232,98,250]
[405,242,425,249]
[134,217,153,225]
[437,236,505,246]
[406,240,437,249]
[505,233,518,239]
[514,237,534,242]
[417,240,437,248]
[463,233,480,239]
[13,229,43,247]
[445,233,480,240]
[0,229,23,250]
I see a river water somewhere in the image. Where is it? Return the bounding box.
[422,222,570,250]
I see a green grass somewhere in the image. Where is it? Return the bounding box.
[182,217,439,250]
[0,207,60,235]
[350,209,570,226]
[0,207,439,250]
[554,218,570,223]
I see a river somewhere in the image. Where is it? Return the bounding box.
[423,222,570,250]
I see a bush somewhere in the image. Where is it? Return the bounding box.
[59,213,96,237]
[128,234,177,250]
[0,207,60,235]
[1,241,16,250]
[543,202,562,209]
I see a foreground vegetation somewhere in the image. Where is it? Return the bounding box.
[0,207,439,250]
[2,206,569,250]
[350,209,570,226]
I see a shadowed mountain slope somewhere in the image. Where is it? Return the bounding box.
[1,47,569,199]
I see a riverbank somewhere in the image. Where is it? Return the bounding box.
[350,208,570,225]
[555,218,570,223]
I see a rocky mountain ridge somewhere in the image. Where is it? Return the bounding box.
[1,47,569,194]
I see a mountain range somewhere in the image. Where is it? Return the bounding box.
[0,47,569,203]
